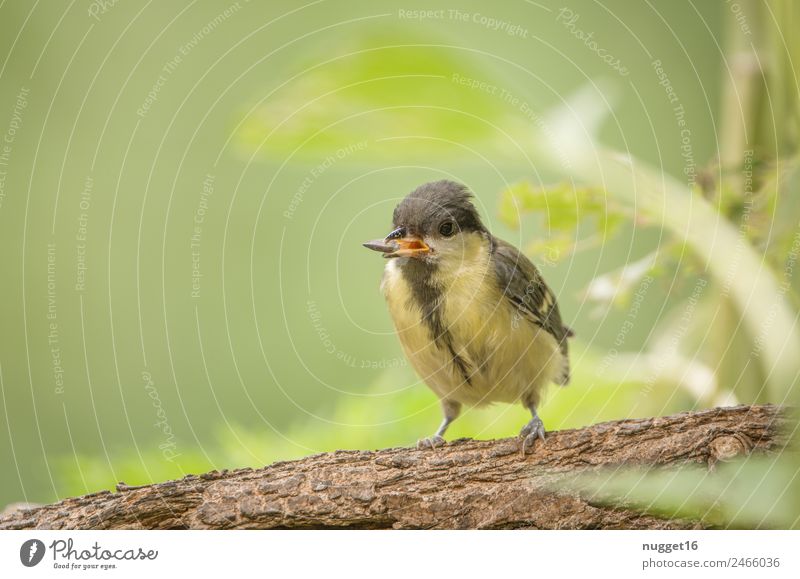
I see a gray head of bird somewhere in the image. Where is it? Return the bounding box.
[362,180,489,268]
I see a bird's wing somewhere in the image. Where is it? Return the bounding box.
[491,236,572,384]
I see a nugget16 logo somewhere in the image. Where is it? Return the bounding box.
[20,539,46,567]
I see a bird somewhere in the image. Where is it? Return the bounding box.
[363,180,573,453]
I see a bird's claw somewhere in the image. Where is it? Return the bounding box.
[417,435,446,450]
[519,416,546,455]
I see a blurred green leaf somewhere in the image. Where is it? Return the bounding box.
[499,180,628,262]
[557,453,800,529]
[584,251,657,309]
[532,82,800,401]
[234,29,521,159]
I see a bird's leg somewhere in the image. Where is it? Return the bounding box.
[519,403,546,455]
[417,399,461,450]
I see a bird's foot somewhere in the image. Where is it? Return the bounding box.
[416,435,446,450]
[519,416,546,455]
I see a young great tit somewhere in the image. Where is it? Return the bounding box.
[363,180,573,453]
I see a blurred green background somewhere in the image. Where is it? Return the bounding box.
[1,0,798,523]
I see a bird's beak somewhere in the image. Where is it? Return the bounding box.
[363,229,430,259]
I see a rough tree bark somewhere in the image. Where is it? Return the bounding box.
[0,404,789,530]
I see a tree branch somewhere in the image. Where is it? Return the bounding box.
[0,404,789,530]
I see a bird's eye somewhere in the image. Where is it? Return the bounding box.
[439,221,456,237]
